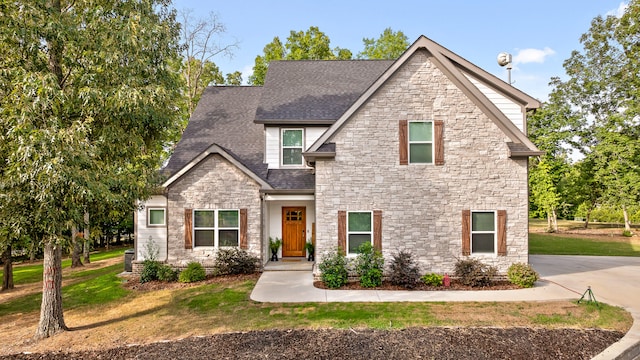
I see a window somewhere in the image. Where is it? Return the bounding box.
[281,129,304,166]
[347,211,372,254]
[193,209,239,247]
[471,211,496,254]
[147,208,166,227]
[408,121,433,163]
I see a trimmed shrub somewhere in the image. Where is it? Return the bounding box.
[421,273,444,287]
[355,243,384,288]
[212,248,260,275]
[622,230,633,237]
[179,262,207,283]
[454,258,497,287]
[157,264,178,282]
[388,250,421,289]
[140,260,161,283]
[507,262,539,288]
[319,249,348,289]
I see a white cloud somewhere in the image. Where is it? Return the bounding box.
[606,2,628,17]
[513,47,556,64]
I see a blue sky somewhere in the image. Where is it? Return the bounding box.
[171,1,628,101]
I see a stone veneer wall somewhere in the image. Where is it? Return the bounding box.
[165,154,263,268]
[314,49,529,275]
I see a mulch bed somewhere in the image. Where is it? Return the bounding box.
[1,328,623,360]
[314,279,521,291]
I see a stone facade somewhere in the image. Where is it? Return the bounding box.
[165,154,263,268]
[314,50,529,274]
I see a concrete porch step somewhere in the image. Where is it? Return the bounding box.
[264,257,314,271]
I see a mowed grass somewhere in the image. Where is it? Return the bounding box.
[529,233,640,256]
[0,264,632,337]
[0,248,126,285]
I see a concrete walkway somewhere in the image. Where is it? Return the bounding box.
[251,255,640,360]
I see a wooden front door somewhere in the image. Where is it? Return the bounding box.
[282,207,306,257]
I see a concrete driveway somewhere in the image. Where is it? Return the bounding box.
[531,255,640,360]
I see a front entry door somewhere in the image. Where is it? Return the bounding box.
[282,207,306,257]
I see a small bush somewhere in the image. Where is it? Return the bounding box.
[388,251,421,289]
[622,230,633,237]
[355,243,384,288]
[319,249,348,289]
[157,264,178,282]
[179,262,207,283]
[454,258,497,287]
[140,260,161,283]
[507,262,539,288]
[212,248,260,275]
[421,273,444,287]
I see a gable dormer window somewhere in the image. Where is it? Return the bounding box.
[281,129,304,166]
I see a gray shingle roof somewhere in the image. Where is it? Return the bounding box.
[255,60,393,123]
[163,86,266,180]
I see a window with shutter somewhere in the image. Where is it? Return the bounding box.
[191,209,241,248]
[462,210,507,256]
[400,120,444,165]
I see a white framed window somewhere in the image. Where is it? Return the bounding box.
[147,208,166,227]
[471,211,496,254]
[193,209,239,247]
[347,211,372,255]
[408,121,433,164]
[281,128,304,166]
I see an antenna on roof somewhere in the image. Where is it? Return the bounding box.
[497,52,513,85]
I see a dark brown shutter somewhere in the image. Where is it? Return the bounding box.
[184,209,193,249]
[399,120,408,165]
[240,208,248,249]
[497,210,507,256]
[434,120,444,166]
[373,210,382,252]
[338,211,346,252]
[461,210,470,256]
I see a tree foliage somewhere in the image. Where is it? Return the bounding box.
[358,28,409,59]
[528,1,640,229]
[0,0,182,338]
[249,26,352,85]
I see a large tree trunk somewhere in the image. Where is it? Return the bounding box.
[1,245,14,291]
[35,240,67,339]
[71,225,83,268]
[584,208,591,229]
[622,205,631,232]
[83,212,91,264]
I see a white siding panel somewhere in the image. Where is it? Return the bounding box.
[305,127,329,150]
[464,73,525,132]
[265,127,280,169]
[136,195,168,261]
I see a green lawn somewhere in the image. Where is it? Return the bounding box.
[529,233,640,256]
[0,248,126,285]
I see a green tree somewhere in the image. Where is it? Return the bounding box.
[249,26,352,85]
[554,0,640,231]
[0,0,182,338]
[358,28,409,59]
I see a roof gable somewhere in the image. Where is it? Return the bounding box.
[308,35,542,155]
